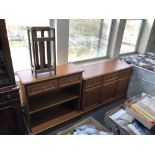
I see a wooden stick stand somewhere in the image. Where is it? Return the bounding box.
[27,27,56,78]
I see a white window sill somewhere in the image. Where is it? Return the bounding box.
[72,57,111,67]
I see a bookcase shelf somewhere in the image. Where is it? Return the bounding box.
[17,65,83,134]
[29,91,79,114]
[31,109,80,135]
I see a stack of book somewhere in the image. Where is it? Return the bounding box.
[126,93,155,129]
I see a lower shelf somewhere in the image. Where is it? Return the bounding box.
[29,94,126,134]
[31,109,80,134]
[30,101,80,134]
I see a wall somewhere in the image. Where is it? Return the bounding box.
[137,19,154,54]
[145,20,155,53]
[52,19,69,65]
[108,19,120,58]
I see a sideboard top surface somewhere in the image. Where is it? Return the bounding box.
[17,59,131,84]
[80,59,132,80]
[17,63,83,85]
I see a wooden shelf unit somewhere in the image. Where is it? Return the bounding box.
[18,59,132,134]
[17,64,83,134]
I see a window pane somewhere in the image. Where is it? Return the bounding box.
[68,19,112,62]
[6,19,49,72]
[120,20,143,54]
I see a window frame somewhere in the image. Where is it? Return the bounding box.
[68,19,114,63]
[119,19,145,56]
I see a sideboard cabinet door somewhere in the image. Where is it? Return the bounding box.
[101,80,117,103]
[116,76,130,97]
[82,85,102,110]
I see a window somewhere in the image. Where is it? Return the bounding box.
[68,19,112,62]
[120,19,143,54]
[6,19,49,72]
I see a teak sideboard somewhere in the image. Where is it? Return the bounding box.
[81,59,132,110]
[17,59,132,134]
[17,64,83,134]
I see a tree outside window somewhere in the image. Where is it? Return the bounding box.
[68,19,112,62]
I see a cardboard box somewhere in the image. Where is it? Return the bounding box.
[104,104,130,135]
[57,117,111,135]
[104,104,154,135]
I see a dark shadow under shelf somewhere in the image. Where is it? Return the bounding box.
[29,91,79,114]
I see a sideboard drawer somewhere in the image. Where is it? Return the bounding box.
[26,79,58,96]
[85,77,103,89]
[59,74,81,88]
[103,72,119,83]
[119,68,132,78]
